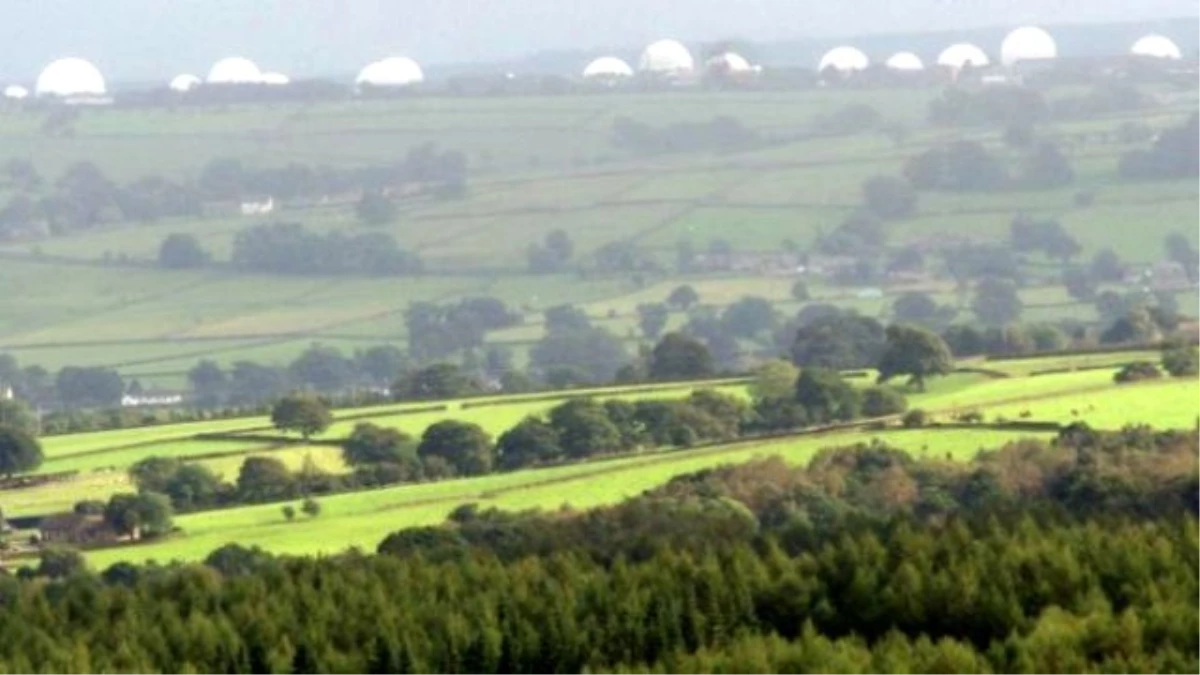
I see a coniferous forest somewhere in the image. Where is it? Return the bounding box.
[0,425,1195,673]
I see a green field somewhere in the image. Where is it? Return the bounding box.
[4,354,1195,566]
[0,87,1194,383]
[85,426,1046,569]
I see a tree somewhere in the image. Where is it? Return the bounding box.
[496,417,563,470]
[270,393,333,440]
[667,285,700,311]
[289,344,354,393]
[1062,267,1097,302]
[393,363,478,401]
[748,359,799,402]
[354,346,407,387]
[0,426,42,477]
[543,304,592,334]
[417,421,494,476]
[862,175,917,219]
[790,280,810,302]
[794,368,861,423]
[1162,342,1199,377]
[1019,142,1075,188]
[158,233,210,269]
[1090,248,1124,282]
[0,398,38,435]
[1101,307,1162,345]
[355,190,398,226]
[343,423,416,467]
[971,277,1023,326]
[301,497,321,518]
[55,366,124,410]
[790,311,886,370]
[861,386,909,417]
[547,399,622,459]
[1163,231,1199,284]
[236,457,294,502]
[162,464,225,511]
[530,327,628,384]
[721,297,777,339]
[649,333,714,381]
[36,547,86,579]
[637,303,670,340]
[876,324,954,390]
[187,360,227,408]
[282,505,296,521]
[103,492,174,539]
[892,292,939,325]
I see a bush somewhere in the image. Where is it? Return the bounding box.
[282,505,297,522]
[301,497,321,518]
[861,386,908,417]
[902,409,929,428]
[1114,361,1162,383]
[1161,344,1199,377]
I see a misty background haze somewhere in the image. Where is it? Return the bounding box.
[0,0,1195,82]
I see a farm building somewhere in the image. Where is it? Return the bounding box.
[121,391,186,408]
[3,85,29,100]
[39,513,120,546]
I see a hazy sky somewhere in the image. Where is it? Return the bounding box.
[0,0,1194,80]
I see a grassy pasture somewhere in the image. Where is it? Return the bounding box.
[83,425,1044,568]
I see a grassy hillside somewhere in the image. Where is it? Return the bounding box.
[1,349,1193,566]
[0,87,1195,384]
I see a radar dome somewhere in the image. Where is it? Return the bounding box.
[169,74,201,92]
[207,57,263,84]
[261,72,290,86]
[937,43,990,69]
[4,85,29,100]
[1131,34,1182,59]
[706,52,753,73]
[639,39,695,74]
[818,46,870,72]
[356,57,424,87]
[583,57,634,78]
[1001,26,1057,65]
[36,58,106,97]
[885,52,924,71]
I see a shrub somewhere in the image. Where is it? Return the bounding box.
[861,386,908,417]
[902,409,929,428]
[301,497,322,518]
[282,505,297,522]
[1162,344,1199,377]
[1114,361,1162,383]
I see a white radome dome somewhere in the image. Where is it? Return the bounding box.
[819,46,870,72]
[706,52,753,73]
[261,72,290,86]
[1001,26,1058,65]
[582,57,634,78]
[4,85,29,100]
[169,74,202,92]
[937,43,991,69]
[639,39,695,74]
[207,57,263,84]
[36,58,106,97]
[356,57,424,87]
[1131,34,1182,60]
[885,52,924,71]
